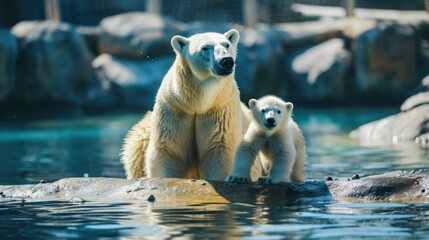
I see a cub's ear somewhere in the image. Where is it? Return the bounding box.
[285,102,294,112]
[248,99,257,109]
[171,35,189,54]
[224,29,240,46]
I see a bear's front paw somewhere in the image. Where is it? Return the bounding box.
[225,175,251,184]
[258,176,289,185]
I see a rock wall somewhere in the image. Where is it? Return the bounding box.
[1,13,429,112]
[0,30,17,103]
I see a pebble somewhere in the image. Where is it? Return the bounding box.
[70,197,86,204]
[351,174,360,180]
[147,194,156,202]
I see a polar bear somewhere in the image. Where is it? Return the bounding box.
[121,29,251,180]
[226,95,307,184]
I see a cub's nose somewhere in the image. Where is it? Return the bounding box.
[219,57,234,70]
[266,118,275,125]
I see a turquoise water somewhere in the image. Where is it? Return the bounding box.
[1,108,429,239]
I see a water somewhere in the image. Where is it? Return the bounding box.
[1,108,428,239]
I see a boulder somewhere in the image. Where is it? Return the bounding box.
[350,104,429,144]
[99,12,183,59]
[0,29,17,103]
[288,38,352,103]
[12,21,95,106]
[400,91,429,111]
[1,171,428,204]
[92,54,173,110]
[354,23,421,103]
[234,27,287,101]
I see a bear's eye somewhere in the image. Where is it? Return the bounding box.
[202,46,209,51]
[225,43,230,48]
[261,109,266,113]
[277,110,281,114]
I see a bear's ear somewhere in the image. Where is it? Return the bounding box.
[224,29,240,46]
[171,35,189,54]
[285,102,294,112]
[248,99,257,109]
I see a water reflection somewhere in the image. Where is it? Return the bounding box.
[2,200,428,239]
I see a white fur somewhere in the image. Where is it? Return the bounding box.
[121,29,262,181]
[226,95,307,184]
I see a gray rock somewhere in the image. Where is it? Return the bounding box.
[350,104,429,143]
[99,12,183,59]
[422,75,429,90]
[400,91,429,112]
[12,20,95,106]
[92,54,173,110]
[1,171,428,203]
[288,38,352,103]
[354,23,420,101]
[0,29,17,103]
[235,27,286,100]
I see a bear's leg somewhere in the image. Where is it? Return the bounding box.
[225,142,258,183]
[258,136,296,184]
[146,109,195,179]
[146,146,189,178]
[290,125,307,183]
[195,108,241,181]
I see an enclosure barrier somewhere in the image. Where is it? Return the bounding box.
[42,0,429,26]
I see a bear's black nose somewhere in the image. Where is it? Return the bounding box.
[266,118,275,125]
[219,57,234,70]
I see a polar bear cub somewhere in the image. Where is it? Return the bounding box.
[226,95,307,184]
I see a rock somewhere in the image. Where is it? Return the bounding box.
[75,26,101,55]
[99,12,183,59]
[327,171,429,201]
[0,29,17,103]
[92,54,173,110]
[275,19,346,49]
[423,75,429,89]
[400,91,429,111]
[12,20,95,106]
[350,104,429,143]
[354,23,421,103]
[415,133,429,145]
[1,171,428,203]
[235,27,286,100]
[288,38,352,103]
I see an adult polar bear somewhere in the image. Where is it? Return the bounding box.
[121,29,259,180]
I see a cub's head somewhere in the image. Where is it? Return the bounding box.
[249,95,293,132]
[171,29,239,80]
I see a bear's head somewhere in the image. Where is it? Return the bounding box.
[249,95,293,133]
[171,29,239,80]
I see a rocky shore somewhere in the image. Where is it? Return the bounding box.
[1,171,428,204]
[1,13,429,115]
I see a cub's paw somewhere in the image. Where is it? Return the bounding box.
[225,175,251,184]
[258,176,289,185]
